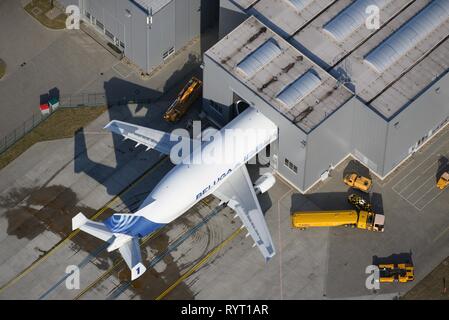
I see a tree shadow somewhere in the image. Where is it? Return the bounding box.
[436,156,449,182]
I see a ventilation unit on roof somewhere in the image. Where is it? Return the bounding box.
[323,0,391,42]
[277,70,322,109]
[286,0,314,12]
[364,0,449,73]
[236,39,282,78]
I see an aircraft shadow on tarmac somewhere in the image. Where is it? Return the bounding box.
[74,54,202,212]
[372,252,413,266]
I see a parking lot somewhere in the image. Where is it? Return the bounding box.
[392,130,449,211]
[0,0,448,299]
[0,0,201,139]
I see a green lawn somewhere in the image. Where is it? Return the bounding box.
[25,0,67,30]
[0,106,107,171]
[402,256,449,300]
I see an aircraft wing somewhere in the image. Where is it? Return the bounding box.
[213,165,276,260]
[104,120,191,155]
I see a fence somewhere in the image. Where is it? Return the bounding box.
[0,92,152,155]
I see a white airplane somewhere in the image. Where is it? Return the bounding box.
[72,107,278,280]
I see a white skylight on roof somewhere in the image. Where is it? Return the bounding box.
[364,0,449,73]
[277,70,322,109]
[236,39,282,78]
[323,0,391,42]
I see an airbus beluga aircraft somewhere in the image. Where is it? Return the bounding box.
[72,107,278,280]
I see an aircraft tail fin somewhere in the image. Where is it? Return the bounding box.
[72,212,114,242]
[72,212,146,281]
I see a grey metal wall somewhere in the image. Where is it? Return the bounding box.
[203,55,234,125]
[82,0,146,69]
[148,1,175,71]
[304,101,354,189]
[384,71,449,174]
[174,0,201,53]
[350,97,388,175]
[82,0,200,72]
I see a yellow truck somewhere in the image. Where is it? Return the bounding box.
[343,173,372,192]
[437,172,449,190]
[377,263,414,283]
[163,77,202,122]
[292,210,384,232]
[292,194,384,232]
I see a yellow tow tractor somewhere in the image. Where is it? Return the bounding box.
[377,263,414,283]
[343,172,372,192]
[163,77,202,122]
[437,172,449,190]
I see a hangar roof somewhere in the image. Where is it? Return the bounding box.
[206,16,353,133]
[227,0,449,120]
[364,0,449,73]
[290,0,412,69]
[332,0,449,118]
[247,0,334,37]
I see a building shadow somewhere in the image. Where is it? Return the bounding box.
[218,5,247,39]
[436,156,449,182]
[372,252,413,265]
[163,53,202,94]
[73,59,202,211]
[200,0,219,55]
[343,159,372,180]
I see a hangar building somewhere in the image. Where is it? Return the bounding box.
[203,0,449,192]
[58,0,206,73]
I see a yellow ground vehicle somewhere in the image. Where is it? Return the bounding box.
[377,263,414,283]
[292,210,384,232]
[292,194,384,232]
[163,77,202,122]
[437,172,449,190]
[343,173,372,192]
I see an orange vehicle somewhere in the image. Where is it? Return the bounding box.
[163,77,202,122]
[343,173,372,192]
[437,172,449,190]
[377,263,414,283]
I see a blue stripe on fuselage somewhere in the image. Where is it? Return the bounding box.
[104,215,164,238]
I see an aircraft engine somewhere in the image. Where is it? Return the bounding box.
[254,172,276,195]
